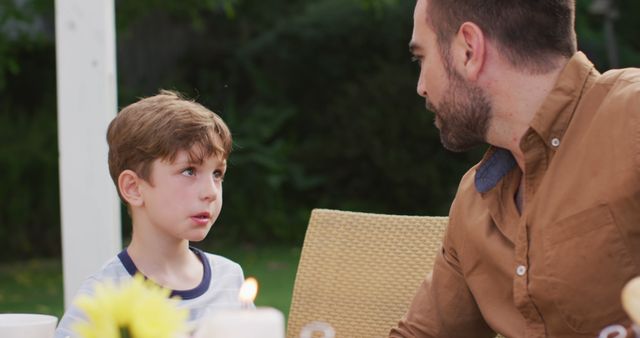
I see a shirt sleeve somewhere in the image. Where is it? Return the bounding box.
[54,277,100,338]
[54,302,85,338]
[389,212,495,338]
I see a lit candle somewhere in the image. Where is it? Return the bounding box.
[193,277,285,338]
[239,277,259,309]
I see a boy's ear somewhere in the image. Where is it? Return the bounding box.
[118,170,144,207]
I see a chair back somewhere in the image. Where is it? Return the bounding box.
[287,209,447,338]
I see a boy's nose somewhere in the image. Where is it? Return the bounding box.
[200,176,219,201]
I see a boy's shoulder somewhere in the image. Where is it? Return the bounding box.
[197,249,243,272]
[69,253,131,298]
[88,254,132,282]
[192,248,246,294]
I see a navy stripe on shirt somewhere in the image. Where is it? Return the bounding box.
[116,246,211,300]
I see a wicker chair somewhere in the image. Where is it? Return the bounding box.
[286,209,448,338]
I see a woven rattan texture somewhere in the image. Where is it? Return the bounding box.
[287,209,448,338]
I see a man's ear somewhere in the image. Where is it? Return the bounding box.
[452,21,485,81]
[118,170,144,207]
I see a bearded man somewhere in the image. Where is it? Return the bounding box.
[391,0,640,337]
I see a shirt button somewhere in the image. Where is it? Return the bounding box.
[516,265,527,276]
[551,137,561,147]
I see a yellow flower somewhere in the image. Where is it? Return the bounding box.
[72,274,188,338]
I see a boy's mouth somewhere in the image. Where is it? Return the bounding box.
[191,212,211,224]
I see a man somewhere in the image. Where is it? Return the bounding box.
[390,0,640,337]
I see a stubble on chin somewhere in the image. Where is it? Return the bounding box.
[432,85,491,152]
[421,56,491,152]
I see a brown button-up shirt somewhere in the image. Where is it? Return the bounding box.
[390,52,640,337]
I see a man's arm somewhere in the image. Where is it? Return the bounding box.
[389,236,494,338]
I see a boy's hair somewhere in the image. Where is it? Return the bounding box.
[107,90,232,202]
[426,0,577,73]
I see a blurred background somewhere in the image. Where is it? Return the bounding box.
[1,0,639,320]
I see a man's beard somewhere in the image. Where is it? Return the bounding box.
[428,59,492,152]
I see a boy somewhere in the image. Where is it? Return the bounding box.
[55,90,247,337]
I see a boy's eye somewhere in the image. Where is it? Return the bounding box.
[213,170,225,182]
[181,167,195,176]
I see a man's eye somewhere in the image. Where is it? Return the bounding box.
[181,168,195,176]
[213,170,225,182]
[411,56,422,66]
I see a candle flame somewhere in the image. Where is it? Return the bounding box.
[238,277,258,303]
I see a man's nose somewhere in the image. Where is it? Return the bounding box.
[416,71,427,97]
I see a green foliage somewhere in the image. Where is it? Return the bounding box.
[0,259,63,317]
[0,245,300,319]
[2,1,52,76]
[205,244,301,317]
[0,0,58,261]
[0,103,60,257]
[576,0,640,69]
[114,0,482,244]
[1,0,639,260]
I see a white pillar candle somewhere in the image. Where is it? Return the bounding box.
[193,277,284,338]
[196,307,284,338]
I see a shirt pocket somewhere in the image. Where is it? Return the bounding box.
[542,204,636,334]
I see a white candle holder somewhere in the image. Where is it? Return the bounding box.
[299,321,335,338]
[598,324,640,338]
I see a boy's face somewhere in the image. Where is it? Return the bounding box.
[138,147,227,242]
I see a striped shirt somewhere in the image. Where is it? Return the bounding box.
[55,247,247,338]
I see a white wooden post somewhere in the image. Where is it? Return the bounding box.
[54,0,121,307]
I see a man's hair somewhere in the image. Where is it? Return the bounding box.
[107,90,232,199]
[427,0,577,73]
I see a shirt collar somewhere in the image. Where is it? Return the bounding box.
[474,52,597,193]
[117,246,211,300]
[475,147,517,193]
[528,52,597,150]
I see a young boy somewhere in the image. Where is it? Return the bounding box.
[55,90,247,337]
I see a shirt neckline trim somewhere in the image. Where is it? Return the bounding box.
[117,246,211,300]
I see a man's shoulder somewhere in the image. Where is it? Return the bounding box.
[448,160,486,218]
[459,163,481,194]
[456,154,490,197]
[599,67,640,84]
[576,66,640,131]
[580,67,640,138]
[593,67,640,99]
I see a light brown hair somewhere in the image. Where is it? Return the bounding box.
[426,0,577,73]
[107,90,232,201]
